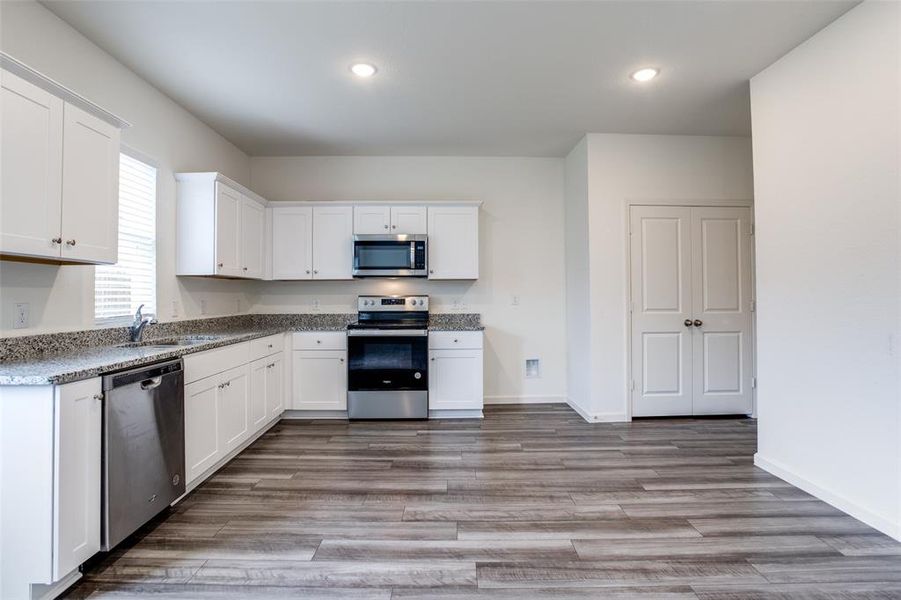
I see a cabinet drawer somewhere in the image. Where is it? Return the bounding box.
[428,331,482,350]
[250,334,284,361]
[292,331,347,350]
[184,341,250,384]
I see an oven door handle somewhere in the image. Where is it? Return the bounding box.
[347,330,428,337]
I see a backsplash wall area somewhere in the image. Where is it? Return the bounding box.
[250,156,568,404]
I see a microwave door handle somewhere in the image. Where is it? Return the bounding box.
[410,241,416,268]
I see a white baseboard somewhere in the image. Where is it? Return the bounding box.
[281,409,348,420]
[429,409,483,419]
[32,568,80,600]
[754,453,901,541]
[566,398,629,423]
[484,395,566,405]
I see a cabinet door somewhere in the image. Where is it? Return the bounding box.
[312,206,353,279]
[0,69,63,258]
[353,205,390,234]
[292,351,347,410]
[271,206,313,279]
[218,365,250,453]
[249,357,269,432]
[427,206,479,279]
[60,103,120,264]
[241,197,265,279]
[214,183,243,277]
[428,349,484,410]
[53,378,101,579]
[266,354,285,419]
[185,376,220,484]
[391,205,427,234]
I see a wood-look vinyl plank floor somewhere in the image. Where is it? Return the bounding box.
[63,404,901,599]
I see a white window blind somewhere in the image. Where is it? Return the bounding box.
[95,153,157,323]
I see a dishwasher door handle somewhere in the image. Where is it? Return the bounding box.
[140,376,163,391]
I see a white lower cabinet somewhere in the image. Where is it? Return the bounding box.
[292,350,347,410]
[217,365,250,455]
[0,378,102,599]
[184,337,287,486]
[53,379,102,579]
[428,332,484,411]
[184,375,222,484]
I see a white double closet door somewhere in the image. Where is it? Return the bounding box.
[630,206,754,417]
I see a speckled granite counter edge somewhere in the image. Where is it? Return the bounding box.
[0,313,482,386]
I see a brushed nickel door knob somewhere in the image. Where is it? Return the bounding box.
[684,319,693,327]
[693,319,703,327]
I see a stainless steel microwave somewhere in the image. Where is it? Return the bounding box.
[352,234,427,278]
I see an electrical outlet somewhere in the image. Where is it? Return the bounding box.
[312,299,321,311]
[236,298,242,313]
[14,303,29,329]
[200,299,208,315]
[171,300,179,318]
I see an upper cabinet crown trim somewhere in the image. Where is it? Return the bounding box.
[1,52,130,129]
[175,172,267,206]
[265,200,483,207]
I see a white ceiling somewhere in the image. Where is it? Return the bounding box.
[42,0,856,157]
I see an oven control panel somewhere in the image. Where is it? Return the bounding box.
[358,295,429,311]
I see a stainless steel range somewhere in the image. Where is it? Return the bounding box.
[346,295,429,420]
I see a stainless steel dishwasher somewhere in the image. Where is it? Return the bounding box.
[101,358,185,550]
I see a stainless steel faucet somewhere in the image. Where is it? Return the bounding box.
[129,304,157,342]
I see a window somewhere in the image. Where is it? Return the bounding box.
[94,152,157,323]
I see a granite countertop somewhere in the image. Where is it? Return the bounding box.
[0,313,483,386]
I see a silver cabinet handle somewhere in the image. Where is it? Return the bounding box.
[93,393,104,401]
[66,239,76,246]
[51,237,62,244]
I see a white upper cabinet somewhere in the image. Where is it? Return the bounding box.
[0,70,63,258]
[391,205,427,234]
[241,195,265,279]
[176,173,267,279]
[0,62,126,265]
[312,205,353,279]
[271,206,313,280]
[214,183,242,277]
[353,205,427,234]
[353,205,391,234]
[428,205,479,279]
[60,104,120,264]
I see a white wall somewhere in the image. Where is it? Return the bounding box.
[565,134,754,421]
[564,138,592,418]
[0,0,254,335]
[250,156,567,404]
[751,1,900,539]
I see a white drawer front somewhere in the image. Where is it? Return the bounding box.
[184,342,250,384]
[250,333,284,361]
[292,331,347,350]
[428,331,483,350]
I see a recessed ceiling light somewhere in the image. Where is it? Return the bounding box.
[630,67,659,82]
[350,63,377,78]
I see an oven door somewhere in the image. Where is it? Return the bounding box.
[353,235,427,277]
[347,330,428,391]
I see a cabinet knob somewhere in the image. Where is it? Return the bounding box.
[313,270,318,274]
[339,358,345,362]
[431,357,435,361]
[66,239,76,246]
[429,269,434,274]
[51,237,62,244]
[243,267,248,271]
[306,270,311,274]
[454,339,459,343]
[316,340,321,344]
[93,393,103,401]
[384,224,389,230]
[218,263,224,268]
[267,344,273,349]
[392,225,397,229]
